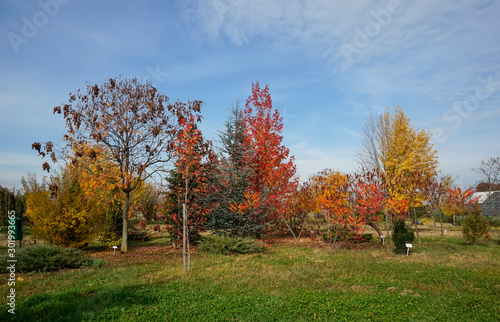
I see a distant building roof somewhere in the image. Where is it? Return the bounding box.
[472,191,500,216]
[472,191,499,204]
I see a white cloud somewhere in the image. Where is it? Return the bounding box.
[292,141,357,180]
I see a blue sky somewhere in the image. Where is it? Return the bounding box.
[1,0,499,189]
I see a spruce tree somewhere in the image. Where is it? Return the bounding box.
[207,102,264,236]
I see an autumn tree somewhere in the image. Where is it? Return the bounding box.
[309,169,365,244]
[349,169,385,237]
[424,174,453,236]
[445,187,489,244]
[244,82,298,234]
[385,198,409,238]
[379,107,438,202]
[32,76,201,252]
[310,169,350,218]
[72,141,124,247]
[355,107,438,240]
[133,181,161,221]
[101,191,123,248]
[392,170,437,244]
[282,182,315,243]
[22,168,107,248]
[444,187,480,225]
[171,113,213,272]
[353,182,385,237]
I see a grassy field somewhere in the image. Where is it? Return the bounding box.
[1,225,500,321]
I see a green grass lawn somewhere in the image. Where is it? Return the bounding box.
[1,229,500,321]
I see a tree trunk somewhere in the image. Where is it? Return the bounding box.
[366,221,383,238]
[187,229,191,271]
[182,165,189,273]
[385,209,390,241]
[182,202,187,273]
[439,212,444,236]
[121,191,131,253]
[413,207,421,245]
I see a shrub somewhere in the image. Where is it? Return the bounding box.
[0,244,103,273]
[462,211,490,244]
[360,233,373,242]
[392,220,415,254]
[137,219,149,230]
[128,227,150,241]
[22,172,107,249]
[486,216,500,227]
[101,237,122,249]
[198,235,268,255]
[101,199,123,248]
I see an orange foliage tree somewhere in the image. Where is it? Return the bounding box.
[243,82,298,234]
[444,187,480,225]
[281,182,315,243]
[353,182,385,237]
[308,169,367,244]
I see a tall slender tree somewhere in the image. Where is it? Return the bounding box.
[172,113,213,272]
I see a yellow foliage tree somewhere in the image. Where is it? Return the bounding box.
[22,167,107,248]
[357,107,439,204]
[23,142,121,248]
[356,107,439,243]
[132,181,161,220]
[377,107,439,207]
[70,140,122,201]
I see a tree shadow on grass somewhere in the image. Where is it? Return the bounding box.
[1,283,169,322]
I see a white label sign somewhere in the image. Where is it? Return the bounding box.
[405,243,413,248]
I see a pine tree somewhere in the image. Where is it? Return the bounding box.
[206,102,264,236]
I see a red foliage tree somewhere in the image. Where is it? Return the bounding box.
[244,82,298,233]
[445,187,480,221]
[353,182,385,237]
[173,114,213,272]
[386,198,409,221]
[318,193,365,244]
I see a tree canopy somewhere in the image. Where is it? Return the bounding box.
[32,76,201,252]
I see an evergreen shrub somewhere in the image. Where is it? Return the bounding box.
[393,220,415,254]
